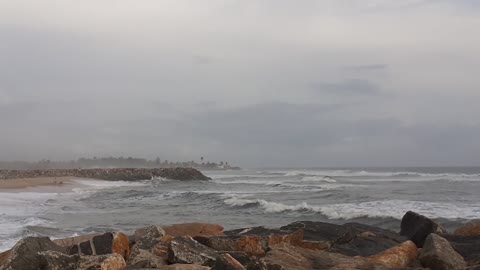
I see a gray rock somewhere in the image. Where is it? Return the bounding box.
[0,237,65,270]
[445,235,480,266]
[127,244,167,269]
[167,236,220,266]
[134,225,166,249]
[400,211,446,247]
[419,234,466,270]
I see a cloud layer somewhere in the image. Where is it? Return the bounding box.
[1,1,479,167]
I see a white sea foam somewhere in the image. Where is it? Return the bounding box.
[223,196,480,220]
[73,179,149,188]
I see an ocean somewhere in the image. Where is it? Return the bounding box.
[1,167,480,251]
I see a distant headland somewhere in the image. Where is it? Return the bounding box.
[0,156,241,171]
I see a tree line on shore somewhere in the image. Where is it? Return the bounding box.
[0,156,240,170]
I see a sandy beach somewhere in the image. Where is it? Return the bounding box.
[0,177,76,191]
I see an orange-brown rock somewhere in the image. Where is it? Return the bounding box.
[160,235,175,244]
[112,232,130,259]
[368,240,418,268]
[79,253,126,270]
[267,229,303,247]
[163,223,224,237]
[454,221,480,236]
[234,235,265,256]
[295,240,330,250]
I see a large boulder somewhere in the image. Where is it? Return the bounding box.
[419,234,466,270]
[167,236,220,266]
[0,237,65,270]
[400,211,446,247]
[134,225,166,249]
[261,244,391,270]
[38,250,126,270]
[331,223,407,257]
[163,223,224,237]
[127,244,168,269]
[454,221,480,237]
[444,235,480,266]
[368,240,418,268]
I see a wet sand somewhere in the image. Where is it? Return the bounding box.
[0,177,76,191]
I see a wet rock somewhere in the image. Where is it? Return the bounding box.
[331,223,407,257]
[135,225,166,249]
[419,234,466,270]
[344,222,407,244]
[163,223,224,237]
[158,264,211,270]
[262,244,390,270]
[368,240,418,268]
[454,221,480,237]
[0,237,65,270]
[167,236,220,266]
[127,244,168,269]
[280,221,355,246]
[444,235,480,266]
[400,211,446,247]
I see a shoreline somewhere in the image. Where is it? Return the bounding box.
[0,177,76,191]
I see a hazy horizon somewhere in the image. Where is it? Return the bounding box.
[1,1,480,168]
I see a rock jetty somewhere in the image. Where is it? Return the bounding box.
[0,168,211,181]
[1,211,480,269]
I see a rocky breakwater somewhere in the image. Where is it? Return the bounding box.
[2,211,480,269]
[0,167,211,181]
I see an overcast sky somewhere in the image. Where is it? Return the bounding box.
[1,0,480,167]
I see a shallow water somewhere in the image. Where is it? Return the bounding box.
[1,167,480,251]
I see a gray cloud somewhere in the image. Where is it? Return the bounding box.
[342,64,388,71]
[309,79,380,96]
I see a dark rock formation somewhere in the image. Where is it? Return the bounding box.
[419,234,466,270]
[400,211,446,247]
[280,221,355,245]
[0,167,211,181]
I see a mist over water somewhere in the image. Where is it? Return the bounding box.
[1,167,480,251]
